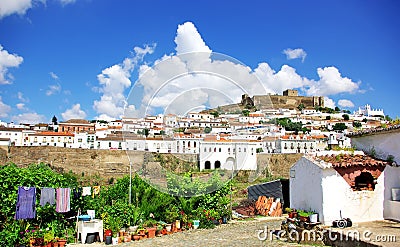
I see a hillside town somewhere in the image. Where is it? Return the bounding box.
[0,90,394,171]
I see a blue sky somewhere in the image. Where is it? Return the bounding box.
[0,0,399,123]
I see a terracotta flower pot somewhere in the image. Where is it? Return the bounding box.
[133,234,140,241]
[146,227,157,238]
[57,240,67,247]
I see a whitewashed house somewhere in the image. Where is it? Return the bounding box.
[27,131,74,148]
[0,127,25,146]
[290,153,399,224]
[199,136,261,171]
[73,132,96,149]
[276,135,319,154]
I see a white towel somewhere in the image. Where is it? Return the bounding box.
[82,186,91,196]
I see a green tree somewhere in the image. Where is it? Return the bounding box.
[242,109,250,117]
[332,123,347,132]
[297,103,305,112]
[326,116,331,120]
[204,127,212,134]
[335,106,341,112]
[342,114,350,121]
[352,121,362,128]
[143,128,150,137]
[385,115,392,122]
[210,111,219,118]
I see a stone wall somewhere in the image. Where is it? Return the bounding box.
[252,95,324,109]
[0,146,303,180]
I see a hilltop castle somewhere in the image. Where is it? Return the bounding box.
[241,89,324,110]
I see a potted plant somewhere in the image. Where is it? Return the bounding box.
[108,216,122,245]
[43,230,54,247]
[285,208,298,219]
[297,210,310,223]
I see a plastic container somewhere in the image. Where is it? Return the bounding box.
[193,220,200,229]
[78,215,91,221]
[86,233,95,244]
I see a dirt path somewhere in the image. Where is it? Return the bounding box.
[68,217,314,247]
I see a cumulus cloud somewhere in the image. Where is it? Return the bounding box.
[324,97,336,109]
[125,22,364,118]
[11,112,46,124]
[175,22,211,55]
[0,0,76,19]
[46,83,61,96]
[0,0,32,19]
[0,45,24,84]
[283,48,307,62]
[93,44,156,120]
[253,63,310,95]
[61,103,86,120]
[306,67,360,96]
[0,96,12,118]
[338,99,355,108]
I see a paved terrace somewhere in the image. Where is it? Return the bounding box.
[68,218,400,247]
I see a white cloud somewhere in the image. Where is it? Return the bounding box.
[283,48,307,62]
[59,0,76,6]
[11,112,46,124]
[0,0,32,19]
[46,83,61,96]
[93,44,156,119]
[0,45,24,84]
[49,71,59,80]
[253,63,311,95]
[175,22,211,55]
[61,103,86,120]
[306,67,360,96]
[124,22,363,119]
[324,97,336,109]
[338,99,355,108]
[16,103,27,110]
[0,96,11,118]
[17,92,29,102]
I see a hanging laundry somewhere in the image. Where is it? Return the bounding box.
[40,187,55,206]
[82,186,91,196]
[16,186,36,220]
[92,186,100,198]
[56,188,71,213]
[72,187,82,200]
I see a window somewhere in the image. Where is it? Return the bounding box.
[215,160,221,169]
[204,147,207,152]
[228,148,231,153]
[109,142,112,148]
[219,148,221,152]
[51,137,54,142]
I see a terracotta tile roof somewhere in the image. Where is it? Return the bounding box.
[31,131,74,136]
[317,154,388,168]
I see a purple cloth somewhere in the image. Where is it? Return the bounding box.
[15,186,36,220]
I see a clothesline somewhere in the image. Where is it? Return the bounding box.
[15,185,101,220]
